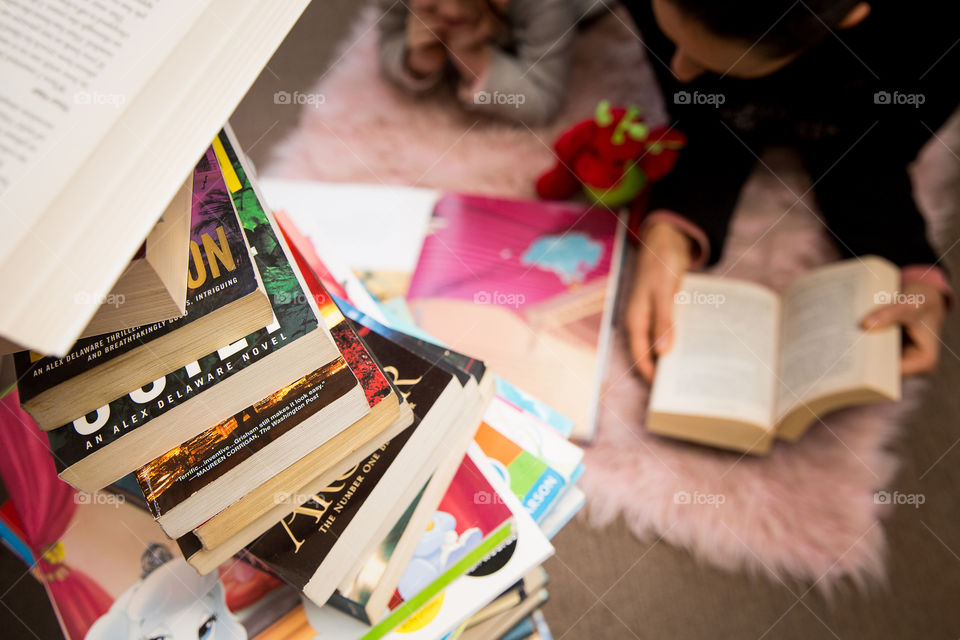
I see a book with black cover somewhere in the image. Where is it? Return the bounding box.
[185,222,409,549]
[177,320,478,606]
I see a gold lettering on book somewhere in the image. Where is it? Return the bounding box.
[187,226,237,288]
[280,462,364,552]
[382,366,423,408]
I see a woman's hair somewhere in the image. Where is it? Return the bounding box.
[667,0,865,55]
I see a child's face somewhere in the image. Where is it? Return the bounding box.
[652,0,801,81]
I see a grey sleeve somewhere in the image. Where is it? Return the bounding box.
[377,0,445,94]
[459,0,577,124]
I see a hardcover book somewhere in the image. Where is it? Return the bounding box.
[406,193,626,441]
[45,130,341,492]
[15,144,273,430]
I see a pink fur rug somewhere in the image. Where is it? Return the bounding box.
[266,7,957,589]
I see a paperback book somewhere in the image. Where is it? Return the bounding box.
[15,144,273,430]
[45,130,341,492]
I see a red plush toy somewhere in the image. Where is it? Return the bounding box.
[536,101,685,211]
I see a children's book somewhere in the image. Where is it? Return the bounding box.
[304,447,552,640]
[406,193,626,441]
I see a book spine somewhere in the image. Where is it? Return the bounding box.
[326,592,374,625]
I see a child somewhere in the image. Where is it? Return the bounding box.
[377,0,604,125]
[620,0,958,380]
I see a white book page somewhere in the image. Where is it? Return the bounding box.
[650,274,779,429]
[0,0,210,258]
[774,257,898,419]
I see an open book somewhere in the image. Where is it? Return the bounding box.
[648,256,901,454]
[0,0,309,355]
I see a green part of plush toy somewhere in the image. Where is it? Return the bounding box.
[583,164,647,208]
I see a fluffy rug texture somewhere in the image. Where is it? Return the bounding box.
[266,7,958,589]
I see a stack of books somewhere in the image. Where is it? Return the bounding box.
[4,126,588,640]
[3,3,591,636]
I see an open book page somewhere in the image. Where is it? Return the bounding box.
[774,256,900,422]
[0,0,210,237]
[650,274,780,429]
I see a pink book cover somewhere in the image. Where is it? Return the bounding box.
[406,193,626,440]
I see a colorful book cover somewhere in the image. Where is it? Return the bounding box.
[494,377,574,439]
[339,299,487,390]
[179,319,459,585]
[135,211,375,521]
[0,495,302,640]
[406,193,626,440]
[477,396,584,521]
[47,132,320,473]
[301,448,551,640]
[135,357,358,519]
[14,144,258,399]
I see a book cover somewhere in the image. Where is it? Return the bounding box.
[494,377,574,439]
[135,232,391,522]
[181,320,459,582]
[301,448,550,640]
[0,489,301,640]
[136,358,358,518]
[477,397,584,523]
[47,132,320,473]
[339,300,488,389]
[406,193,625,439]
[14,144,257,399]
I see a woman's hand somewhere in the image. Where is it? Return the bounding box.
[861,281,948,376]
[626,219,693,382]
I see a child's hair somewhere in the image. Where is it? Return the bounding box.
[667,0,864,55]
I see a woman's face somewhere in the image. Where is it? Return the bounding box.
[651,0,801,82]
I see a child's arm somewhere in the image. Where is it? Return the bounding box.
[377,0,446,94]
[451,0,576,125]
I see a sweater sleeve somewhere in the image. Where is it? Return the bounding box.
[377,0,445,94]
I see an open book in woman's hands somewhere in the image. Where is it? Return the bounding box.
[647,256,901,454]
